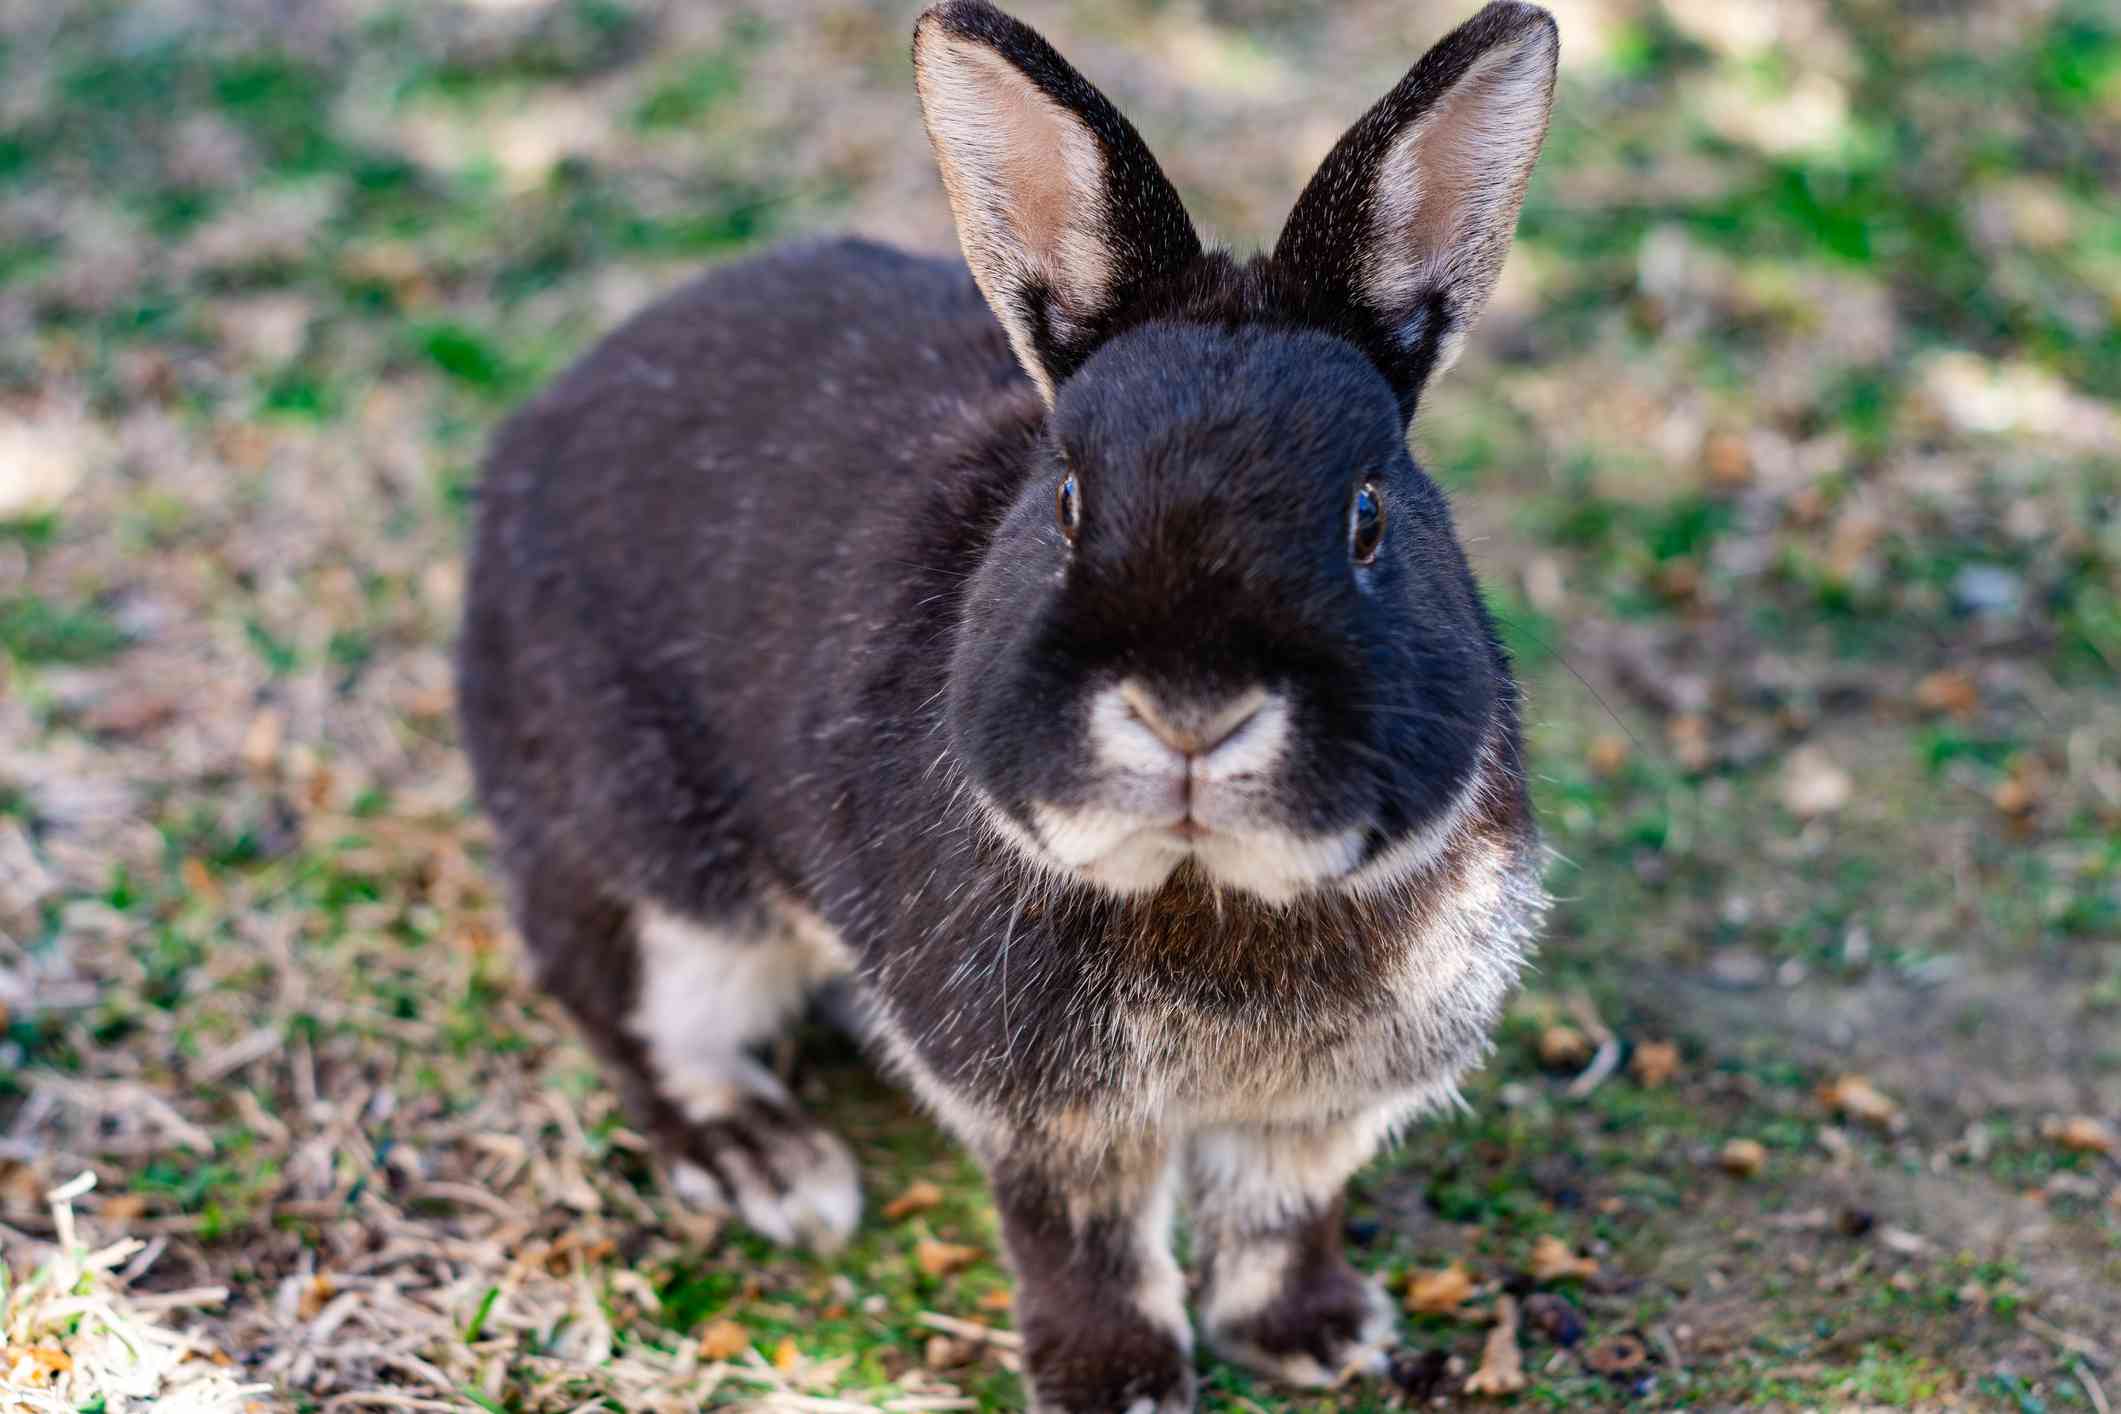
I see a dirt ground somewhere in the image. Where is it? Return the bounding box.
[1,0,2116,1409]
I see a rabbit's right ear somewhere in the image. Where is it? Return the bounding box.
[914,2,1202,403]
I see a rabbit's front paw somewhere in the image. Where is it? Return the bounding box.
[665,1097,861,1254]
[1203,1245,1397,1388]
[1022,1347,1195,1414]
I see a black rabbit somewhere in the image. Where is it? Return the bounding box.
[457,2,1557,1406]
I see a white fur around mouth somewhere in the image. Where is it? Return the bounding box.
[1014,801,1367,902]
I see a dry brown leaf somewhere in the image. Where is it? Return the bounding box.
[1584,1331,1650,1374]
[1464,1295,1527,1396]
[1703,430,1753,488]
[1538,1024,1592,1070]
[297,1274,336,1319]
[1529,1234,1598,1282]
[1818,1074,1899,1129]
[1913,670,1978,717]
[1587,735,1631,777]
[915,1238,982,1279]
[2046,1116,2115,1155]
[1668,713,1713,772]
[7,1347,74,1383]
[178,856,219,903]
[883,1179,945,1222]
[239,708,285,774]
[1406,1261,1476,1316]
[1992,775,2039,816]
[1631,1040,1680,1088]
[1719,1138,1768,1178]
[698,1318,750,1360]
[772,1335,801,1370]
[924,1334,975,1369]
[99,1193,148,1221]
[976,1287,1014,1312]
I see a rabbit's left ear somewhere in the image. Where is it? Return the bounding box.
[1275,1,1558,414]
[914,1,1202,403]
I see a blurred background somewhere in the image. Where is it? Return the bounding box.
[0,0,2115,1409]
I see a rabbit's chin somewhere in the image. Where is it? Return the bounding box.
[980,797,1369,904]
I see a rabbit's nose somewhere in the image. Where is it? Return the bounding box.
[1117,682,1267,758]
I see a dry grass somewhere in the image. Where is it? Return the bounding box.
[1,0,2116,1408]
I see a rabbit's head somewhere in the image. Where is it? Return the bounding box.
[916,1,1557,902]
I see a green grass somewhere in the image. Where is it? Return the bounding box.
[1,0,2116,1408]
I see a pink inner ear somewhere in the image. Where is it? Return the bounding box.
[916,32,1114,392]
[1361,30,1555,367]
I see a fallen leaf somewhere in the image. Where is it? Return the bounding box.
[8,1347,73,1383]
[1586,735,1630,777]
[773,1335,801,1370]
[2045,1116,2115,1155]
[1668,713,1713,772]
[1406,1260,1475,1316]
[1818,1074,1899,1129]
[1584,1331,1650,1375]
[884,1179,945,1222]
[298,1274,336,1319]
[1463,1295,1526,1396]
[1703,429,1753,488]
[1913,670,1978,717]
[1529,1234,1599,1282]
[915,1238,982,1279]
[698,1319,750,1360]
[1718,1138,1768,1178]
[1631,1040,1680,1088]
[924,1334,975,1369]
[99,1192,148,1221]
[976,1287,1014,1312]
[1992,776,2038,816]
[240,708,285,774]
[1781,746,1851,819]
[1538,1024,1591,1070]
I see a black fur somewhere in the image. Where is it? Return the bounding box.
[458,4,1556,1406]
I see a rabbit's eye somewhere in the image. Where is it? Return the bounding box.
[1349,481,1385,565]
[1056,473,1081,545]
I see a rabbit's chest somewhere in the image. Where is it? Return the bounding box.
[1101,836,1541,1127]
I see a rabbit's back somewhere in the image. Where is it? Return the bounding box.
[458,237,1030,915]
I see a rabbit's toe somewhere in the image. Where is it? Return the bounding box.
[1206,1259,1397,1388]
[666,1099,861,1253]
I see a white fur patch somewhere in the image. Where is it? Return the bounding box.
[628,902,861,1251]
[670,1126,862,1254]
[1013,683,1367,902]
[1199,1237,1291,1332]
[1337,736,1496,900]
[1131,1161,1192,1352]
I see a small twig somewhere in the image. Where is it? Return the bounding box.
[127,1285,231,1312]
[915,1310,1023,1350]
[1562,992,1620,1098]
[1566,1037,1622,1098]
[2023,1311,2110,1367]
